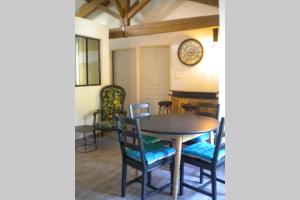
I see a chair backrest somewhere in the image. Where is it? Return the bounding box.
[195,103,220,119]
[116,115,146,165]
[129,103,150,119]
[213,117,225,164]
[100,85,126,121]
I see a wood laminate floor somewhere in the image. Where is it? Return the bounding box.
[76,135,225,200]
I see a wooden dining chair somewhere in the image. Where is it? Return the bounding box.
[179,117,225,200]
[195,103,220,119]
[116,116,175,200]
[129,103,161,144]
[186,103,220,144]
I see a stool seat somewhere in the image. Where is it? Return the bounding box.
[158,101,172,106]
[158,101,172,114]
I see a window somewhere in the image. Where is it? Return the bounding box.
[75,35,101,86]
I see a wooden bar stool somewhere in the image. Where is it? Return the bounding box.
[158,101,172,114]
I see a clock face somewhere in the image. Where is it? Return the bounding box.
[178,39,204,66]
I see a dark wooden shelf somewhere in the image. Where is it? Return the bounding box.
[169,90,218,99]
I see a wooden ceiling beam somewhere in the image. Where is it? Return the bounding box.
[130,0,139,10]
[86,0,111,6]
[124,0,131,25]
[76,0,106,18]
[113,0,125,17]
[127,0,150,19]
[109,15,219,39]
[189,0,219,7]
[97,5,121,19]
[100,0,111,6]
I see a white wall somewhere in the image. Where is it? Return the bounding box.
[75,17,110,128]
[110,28,220,93]
[218,0,225,118]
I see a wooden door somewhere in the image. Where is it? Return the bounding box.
[113,49,136,110]
[140,46,170,114]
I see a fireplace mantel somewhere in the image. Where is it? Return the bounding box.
[169,90,218,99]
[169,90,219,114]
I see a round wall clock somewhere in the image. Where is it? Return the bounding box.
[178,39,204,66]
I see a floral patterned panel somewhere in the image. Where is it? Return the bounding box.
[101,86,126,122]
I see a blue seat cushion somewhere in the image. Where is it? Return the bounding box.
[126,143,175,164]
[141,134,161,144]
[182,141,225,162]
[192,132,210,143]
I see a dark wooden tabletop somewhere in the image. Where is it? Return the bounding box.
[139,114,219,135]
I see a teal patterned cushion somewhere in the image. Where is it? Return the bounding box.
[192,132,210,142]
[126,143,175,164]
[141,134,161,144]
[182,141,225,162]
[95,120,116,131]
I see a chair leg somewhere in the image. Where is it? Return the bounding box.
[141,172,147,200]
[200,168,204,184]
[121,162,127,197]
[93,130,96,144]
[147,171,152,187]
[170,162,174,195]
[179,162,184,196]
[83,133,87,152]
[211,169,217,200]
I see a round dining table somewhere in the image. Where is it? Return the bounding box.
[139,114,219,200]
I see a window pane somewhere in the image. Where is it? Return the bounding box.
[87,38,100,85]
[75,37,87,85]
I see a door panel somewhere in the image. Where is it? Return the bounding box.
[113,49,136,110]
[140,46,170,114]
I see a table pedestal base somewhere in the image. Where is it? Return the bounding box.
[172,136,183,200]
